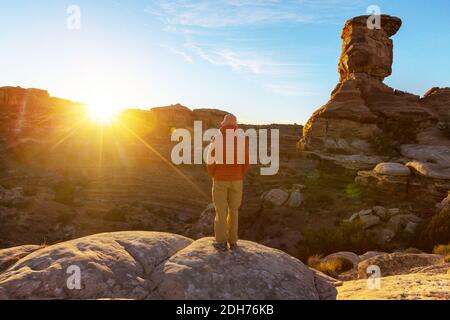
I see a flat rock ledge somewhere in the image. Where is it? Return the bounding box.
[0,232,336,300]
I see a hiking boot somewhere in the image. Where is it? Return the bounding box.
[229,243,238,251]
[213,242,228,252]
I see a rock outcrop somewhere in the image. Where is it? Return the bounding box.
[0,231,337,300]
[299,15,450,200]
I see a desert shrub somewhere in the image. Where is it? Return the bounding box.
[433,243,450,257]
[104,207,127,222]
[53,178,75,205]
[418,208,450,251]
[308,257,353,278]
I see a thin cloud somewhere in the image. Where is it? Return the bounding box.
[160,44,194,63]
[187,44,296,75]
[146,0,369,28]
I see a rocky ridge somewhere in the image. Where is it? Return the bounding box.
[299,15,450,203]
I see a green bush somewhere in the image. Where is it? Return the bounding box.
[433,243,450,257]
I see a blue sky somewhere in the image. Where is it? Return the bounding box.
[0,0,449,124]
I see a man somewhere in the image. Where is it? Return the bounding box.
[207,114,250,251]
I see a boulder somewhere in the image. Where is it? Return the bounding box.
[387,214,422,232]
[349,209,378,225]
[357,253,444,279]
[322,252,361,269]
[401,145,450,168]
[404,222,419,234]
[0,232,337,300]
[150,238,336,300]
[263,189,289,207]
[287,191,304,208]
[372,206,388,219]
[349,208,372,221]
[359,214,381,229]
[374,163,411,176]
[0,232,193,299]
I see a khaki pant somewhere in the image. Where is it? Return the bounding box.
[212,180,243,245]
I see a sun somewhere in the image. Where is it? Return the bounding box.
[85,102,120,124]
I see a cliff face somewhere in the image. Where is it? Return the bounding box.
[300,15,444,158]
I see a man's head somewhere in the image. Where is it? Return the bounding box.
[221,114,238,128]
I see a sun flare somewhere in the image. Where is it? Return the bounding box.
[85,102,120,124]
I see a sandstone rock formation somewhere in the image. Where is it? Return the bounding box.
[338,15,402,82]
[150,104,228,131]
[0,231,337,300]
[299,15,450,200]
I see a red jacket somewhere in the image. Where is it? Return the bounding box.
[207,125,250,181]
